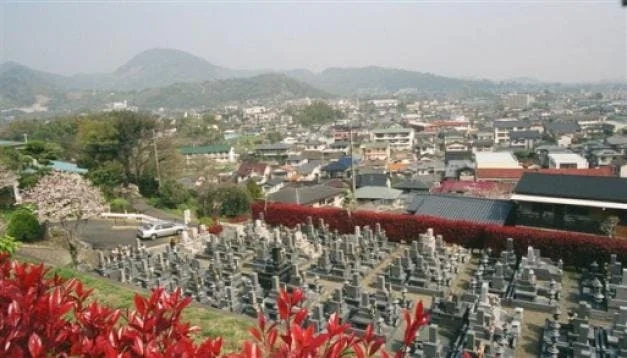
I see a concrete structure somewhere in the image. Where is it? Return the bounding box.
[474,152,520,169]
[361,142,391,162]
[370,127,415,150]
[548,153,589,169]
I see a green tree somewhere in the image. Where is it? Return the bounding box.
[245,180,263,200]
[196,185,251,218]
[158,180,192,209]
[295,101,341,126]
[266,131,283,143]
[6,206,43,243]
[109,198,131,213]
[219,186,251,217]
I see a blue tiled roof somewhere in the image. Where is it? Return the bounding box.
[407,194,513,225]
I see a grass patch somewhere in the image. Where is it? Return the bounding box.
[49,266,252,351]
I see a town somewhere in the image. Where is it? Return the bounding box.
[0,1,626,357]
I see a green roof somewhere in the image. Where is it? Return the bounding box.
[179,144,231,155]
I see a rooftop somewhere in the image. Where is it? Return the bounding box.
[179,144,231,155]
[514,173,627,204]
[407,194,513,225]
[354,186,402,200]
[474,152,520,168]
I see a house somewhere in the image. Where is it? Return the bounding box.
[407,194,514,225]
[444,150,473,164]
[475,166,614,183]
[548,152,588,169]
[286,154,308,167]
[325,141,350,154]
[254,143,292,160]
[512,173,627,235]
[544,121,581,139]
[590,149,621,167]
[444,160,475,180]
[266,184,345,207]
[261,177,285,194]
[370,127,415,150]
[508,130,542,150]
[356,173,390,188]
[292,160,324,182]
[321,156,356,179]
[179,144,237,164]
[236,162,270,183]
[354,186,403,206]
[606,136,627,155]
[393,178,433,194]
[361,142,390,162]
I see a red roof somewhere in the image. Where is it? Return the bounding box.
[476,167,614,181]
[237,162,268,177]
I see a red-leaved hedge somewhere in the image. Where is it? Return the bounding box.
[251,202,627,267]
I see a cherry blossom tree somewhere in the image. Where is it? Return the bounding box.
[22,171,107,265]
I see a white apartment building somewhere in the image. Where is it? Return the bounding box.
[548,153,589,169]
[493,119,532,145]
[371,127,415,150]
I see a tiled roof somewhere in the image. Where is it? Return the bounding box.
[356,173,388,188]
[354,186,402,200]
[514,173,627,203]
[179,144,231,155]
[267,185,344,205]
[255,143,292,151]
[407,194,513,225]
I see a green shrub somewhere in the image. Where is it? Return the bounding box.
[158,180,192,209]
[0,235,19,255]
[109,198,130,213]
[198,216,215,227]
[6,207,43,243]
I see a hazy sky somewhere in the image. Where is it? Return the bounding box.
[1,1,625,83]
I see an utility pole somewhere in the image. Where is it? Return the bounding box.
[152,129,161,186]
[349,122,356,196]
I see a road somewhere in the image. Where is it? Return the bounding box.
[74,220,172,249]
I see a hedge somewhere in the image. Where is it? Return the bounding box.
[251,202,627,267]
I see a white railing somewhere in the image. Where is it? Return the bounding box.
[100,212,160,224]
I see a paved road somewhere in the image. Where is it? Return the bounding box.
[73,220,172,249]
[131,197,187,223]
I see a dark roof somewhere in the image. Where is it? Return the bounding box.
[444,151,473,164]
[509,130,542,140]
[323,160,350,173]
[356,173,388,188]
[255,143,292,151]
[393,179,431,191]
[493,120,530,129]
[514,172,627,203]
[544,121,580,135]
[179,144,231,155]
[267,184,344,205]
[295,160,323,175]
[407,194,513,225]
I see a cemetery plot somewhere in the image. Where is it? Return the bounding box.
[92,216,627,357]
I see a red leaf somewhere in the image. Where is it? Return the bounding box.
[28,333,42,357]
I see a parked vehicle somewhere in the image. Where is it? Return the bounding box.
[137,221,186,240]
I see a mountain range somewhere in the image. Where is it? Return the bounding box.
[2,48,623,112]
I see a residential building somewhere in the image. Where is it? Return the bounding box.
[361,142,390,162]
[370,127,415,150]
[493,119,532,145]
[321,156,356,179]
[179,144,237,164]
[504,93,535,110]
[356,173,390,188]
[236,162,270,183]
[590,149,621,167]
[392,178,433,194]
[606,136,627,155]
[254,143,292,160]
[544,121,581,139]
[369,99,399,108]
[508,130,542,150]
[548,153,588,169]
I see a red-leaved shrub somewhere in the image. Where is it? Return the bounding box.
[252,202,627,266]
[0,253,428,357]
[208,224,224,235]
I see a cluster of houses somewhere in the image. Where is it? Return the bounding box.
[176,92,627,238]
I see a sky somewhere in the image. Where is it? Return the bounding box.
[1,1,625,83]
